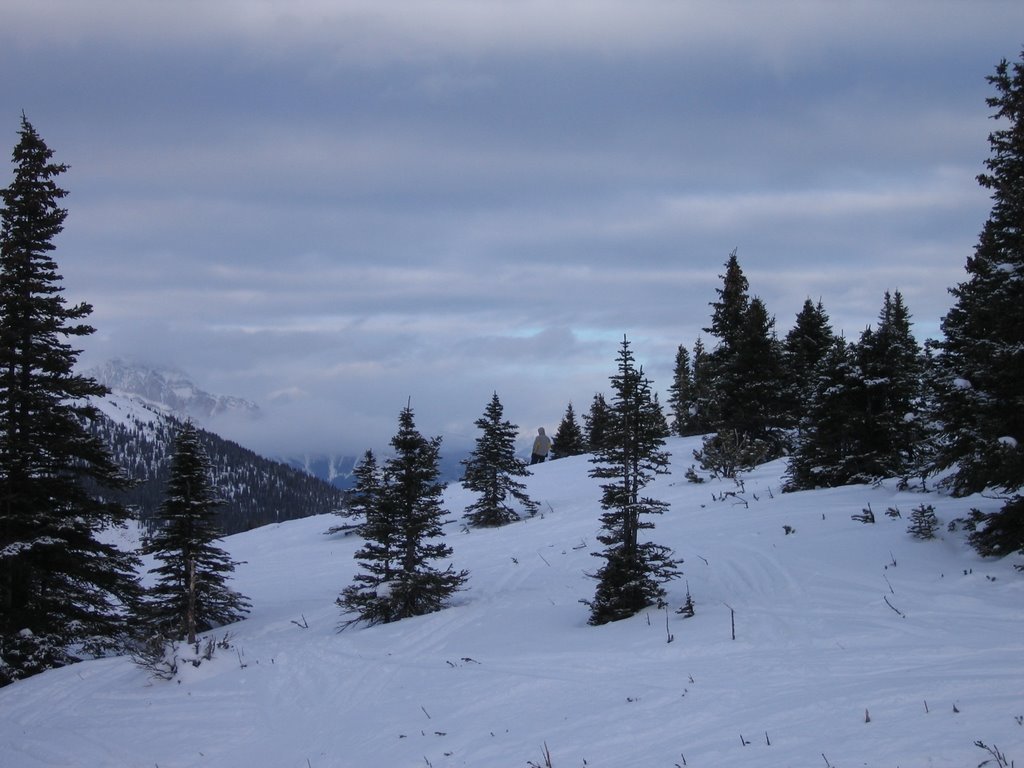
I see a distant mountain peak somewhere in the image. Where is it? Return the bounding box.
[86,358,261,424]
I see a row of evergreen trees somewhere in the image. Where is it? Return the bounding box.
[0,117,248,686]
[333,339,681,628]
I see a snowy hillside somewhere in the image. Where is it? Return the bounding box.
[1,437,1021,768]
[87,390,347,535]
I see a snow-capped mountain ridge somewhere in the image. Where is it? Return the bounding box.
[87,358,260,423]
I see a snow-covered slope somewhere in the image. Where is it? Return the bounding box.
[2,437,1021,767]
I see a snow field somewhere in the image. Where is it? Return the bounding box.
[1,437,1022,767]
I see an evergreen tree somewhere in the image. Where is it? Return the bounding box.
[784,338,862,490]
[689,337,715,435]
[907,504,940,540]
[336,451,401,625]
[585,337,681,625]
[550,402,587,459]
[934,51,1024,566]
[142,423,250,642]
[339,404,468,626]
[0,116,140,685]
[782,298,836,425]
[715,296,787,448]
[785,292,923,490]
[461,393,537,527]
[704,248,749,350]
[584,392,612,452]
[934,50,1024,498]
[857,290,923,480]
[702,252,786,450]
[666,344,699,437]
[326,449,379,536]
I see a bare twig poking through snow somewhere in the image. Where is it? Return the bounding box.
[974,740,1012,767]
[884,595,905,617]
[526,742,554,768]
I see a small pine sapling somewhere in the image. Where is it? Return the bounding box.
[677,583,695,618]
[907,503,940,539]
[852,504,876,524]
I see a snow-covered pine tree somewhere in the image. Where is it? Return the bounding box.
[715,296,787,452]
[461,392,538,527]
[785,292,923,490]
[701,252,786,451]
[549,401,587,459]
[856,290,924,481]
[142,422,250,643]
[935,54,1024,485]
[933,51,1024,566]
[784,338,863,491]
[336,451,401,625]
[585,337,681,626]
[0,116,140,686]
[781,298,836,427]
[339,404,468,626]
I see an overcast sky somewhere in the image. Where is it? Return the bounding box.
[2,2,1022,458]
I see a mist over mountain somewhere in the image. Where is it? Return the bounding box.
[87,358,262,423]
[85,359,471,490]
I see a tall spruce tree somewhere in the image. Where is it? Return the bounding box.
[705,249,749,350]
[142,422,250,643]
[666,344,699,437]
[934,51,1024,566]
[716,296,787,447]
[702,252,786,450]
[935,50,1024,496]
[784,337,863,490]
[550,402,587,459]
[336,450,401,625]
[689,337,715,435]
[785,292,923,490]
[461,393,537,527]
[339,404,468,626]
[857,291,923,480]
[782,298,836,426]
[0,116,140,685]
[585,337,681,625]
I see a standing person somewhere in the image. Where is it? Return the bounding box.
[530,427,552,465]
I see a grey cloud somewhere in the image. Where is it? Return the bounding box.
[4,1,1023,458]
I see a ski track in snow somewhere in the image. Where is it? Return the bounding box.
[1,437,1023,767]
